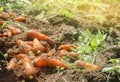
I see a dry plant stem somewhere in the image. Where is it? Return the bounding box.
[106,72,111,82]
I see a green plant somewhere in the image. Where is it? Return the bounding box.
[118,37,120,46]
[0,0,32,14]
[76,29,106,63]
[102,59,120,81]
[55,66,65,73]
[0,51,8,64]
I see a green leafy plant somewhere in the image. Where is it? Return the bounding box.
[76,29,106,63]
[102,59,120,81]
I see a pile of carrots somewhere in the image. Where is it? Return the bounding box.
[0,11,100,79]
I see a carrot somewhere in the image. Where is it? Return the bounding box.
[17,40,32,53]
[9,13,15,17]
[7,25,22,35]
[0,20,3,26]
[7,58,18,69]
[14,16,26,21]
[27,30,54,44]
[48,48,56,57]
[47,58,69,68]
[17,54,25,60]
[75,60,100,70]
[32,38,45,53]
[0,12,10,19]
[2,32,8,37]
[33,57,47,67]
[2,29,12,37]
[58,50,68,58]
[69,52,78,58]
[58,44,76,51]
[23,56,36,78]
[24,41,33,47]
[0,33,8,37]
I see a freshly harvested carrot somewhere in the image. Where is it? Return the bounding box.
[7,58,18,69]
[58,50,68,58]
[14,16,26,21]
[32,38,45,53]
[17,40,32,53]
[0,33,8,37]
[0,12,10,19]
[47,58,69,68]
[2,29,12,37]
[75,60,100,70]
[24,41,33,47]
[58,44,76,51]
[0,20,3,26]
[48,48,56,57]
[27,30,54,44]
[33,57,47,67]
[17,54,25,60]
[23,56,36,78]
[7,25,22,35]
[69,52,78,58]
[2,32,8,36]
[9,13,15,17]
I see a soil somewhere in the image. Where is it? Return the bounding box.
[0,2,120,82]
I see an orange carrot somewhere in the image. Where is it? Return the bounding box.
[14,16,26,21]
[17,40,32,53]
[58,50,68,58]
[2,29,12,37]
[58,44,76,51]
[0,12,10,19]
[33,57,47,67]
[7,25,22,35]
[23,56,36,78]
[24,41,33,47]
[69,52,78,58]
[32,38,45,53]
[17,54,25,60]
[0,33,8,37]
[27,30,54,44]
[47,58,69,68]
[3,32,8,37]
[9,13,15,17]
[7,58,18,69]
[48,48,56,57]
[0,20,3,26]
[75,60,100,70]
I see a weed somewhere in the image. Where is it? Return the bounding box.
[0,0,32,13]
[102,59,120,81]
[0,51,8,64]
[55,66,65,73]
[76,29,106,64]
